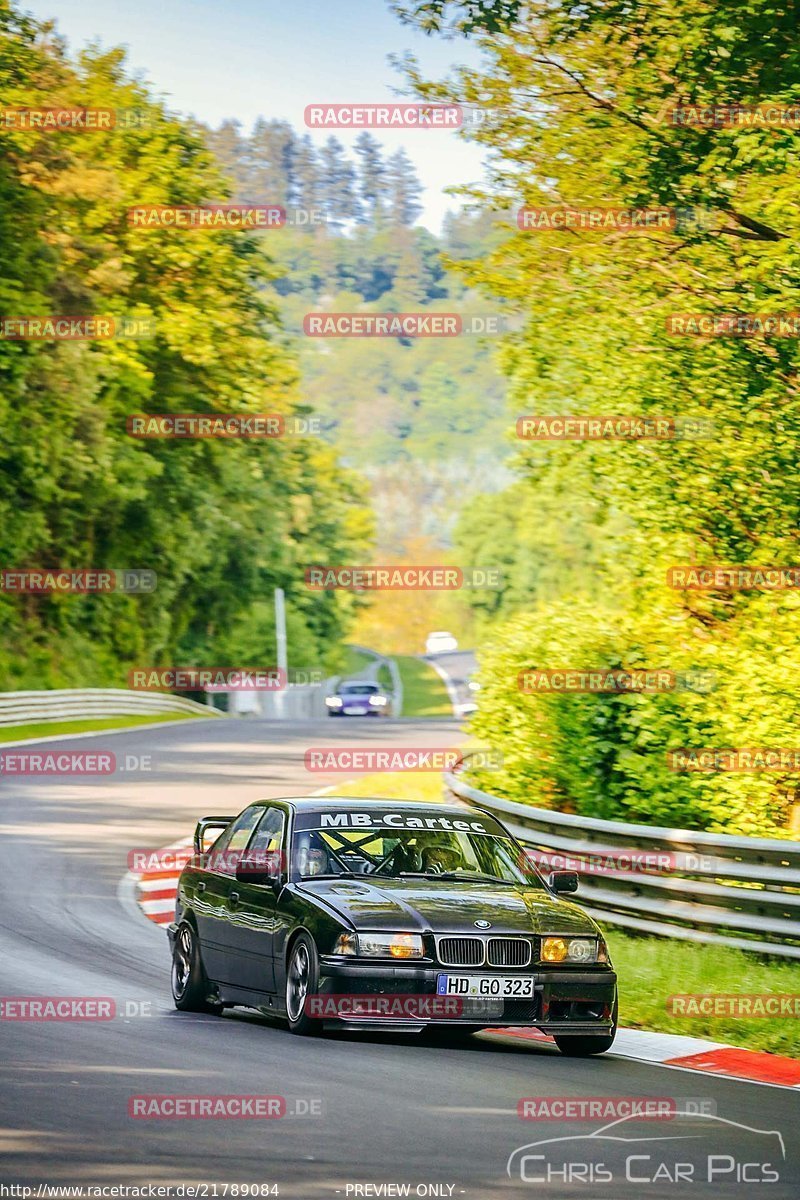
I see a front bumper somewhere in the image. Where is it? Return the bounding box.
[316,957,617,1034]
[330,708,381,717]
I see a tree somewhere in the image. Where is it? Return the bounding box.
[319,136,360,223]
[393,0,800,836]
[0,3,372,687]
[386,147,423,227]
[354,131,387,223]
[246,117,296,206]
[292,133,321,211]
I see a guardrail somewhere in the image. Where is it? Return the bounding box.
[346,644,403,717]
[0,688,219,727]
[445,756,800,959]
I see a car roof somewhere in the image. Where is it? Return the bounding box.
[257,796,480,815]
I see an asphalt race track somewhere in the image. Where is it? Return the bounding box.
[1,716,798,1198]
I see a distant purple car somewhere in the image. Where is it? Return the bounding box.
[326,680,390,717]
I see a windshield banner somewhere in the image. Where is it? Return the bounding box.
[293,809,505,836]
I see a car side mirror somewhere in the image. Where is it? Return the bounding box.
[549,870,579,894]
[235,850,283,889]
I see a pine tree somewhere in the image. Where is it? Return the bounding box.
[292,134,321,212]
[246,118,296,206]
[319,136,360,223]
[354,131,387,223]
[204,120,247,193]
[386,147,423,227]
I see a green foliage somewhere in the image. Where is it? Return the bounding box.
[0,6,371,687]
[468,598,800,836]
[392,0,523,36]
[401,0,800,835]
[609,930,800,1057]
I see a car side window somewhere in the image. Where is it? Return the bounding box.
[249,807,286,857]
[207,807,263,875]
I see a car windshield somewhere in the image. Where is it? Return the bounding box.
[291,820,545,888]
[340,684,378,695]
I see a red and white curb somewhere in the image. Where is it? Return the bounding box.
[128,835,193,926]
[126,842,800,1090]
[500,1025,800,1090]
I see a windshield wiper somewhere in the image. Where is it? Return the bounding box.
[298,873,354,881]
[393,870,516,885]
[433,871,517,885]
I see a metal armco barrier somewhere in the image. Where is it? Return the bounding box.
[0,688,218,727]
[445,756,800,959]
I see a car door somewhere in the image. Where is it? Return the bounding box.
[224,806,287,994]
[193,806,264,982]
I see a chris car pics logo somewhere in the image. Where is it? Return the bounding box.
[507,1113,784,1187]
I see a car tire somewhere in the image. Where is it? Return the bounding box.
[286,933,322,1036]
[171,921,222,1014]
[553,996,618,1057]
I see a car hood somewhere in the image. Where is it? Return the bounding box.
[295,877,598,936]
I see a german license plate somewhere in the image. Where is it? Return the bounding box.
[343,706,363,715]
[436,974,535,998]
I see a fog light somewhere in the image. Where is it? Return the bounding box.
[390,933,421,959]
[541,937,568,962]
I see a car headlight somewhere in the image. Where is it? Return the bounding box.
[333,932,424,959]
[541,936,601,964]
[369,695,387,706]
[325,696,343,707]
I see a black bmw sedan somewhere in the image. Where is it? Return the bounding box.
[168,797,618,1054]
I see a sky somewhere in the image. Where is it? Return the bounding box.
[22,0,490,231]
